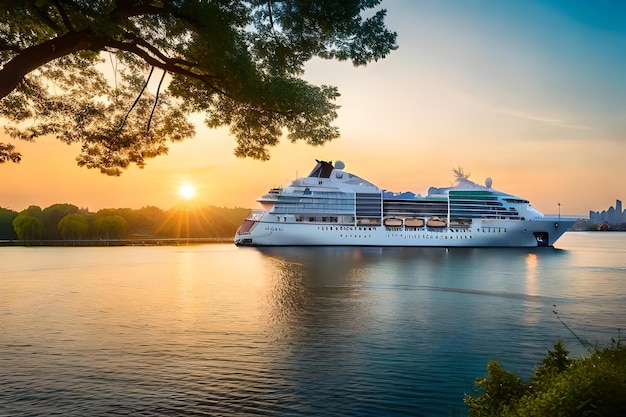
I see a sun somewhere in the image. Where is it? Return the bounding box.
[178,183,196,200]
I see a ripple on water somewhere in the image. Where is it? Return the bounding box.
[1,236,625,416]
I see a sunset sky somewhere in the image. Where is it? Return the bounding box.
[2,0,625,216]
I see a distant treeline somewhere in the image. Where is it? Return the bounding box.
[0,203,250,241]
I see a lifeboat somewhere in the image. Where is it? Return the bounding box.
[404,218,424,228]
[384,217,403,227]
[426,217,447,228]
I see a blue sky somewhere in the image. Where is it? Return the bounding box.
[387,0,626,139]
[2,0,625,214]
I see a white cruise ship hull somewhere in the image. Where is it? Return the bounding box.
[235,213,574,248]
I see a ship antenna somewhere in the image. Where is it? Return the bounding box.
[452,166,470,183]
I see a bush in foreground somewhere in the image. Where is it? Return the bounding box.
[465,340,626,416]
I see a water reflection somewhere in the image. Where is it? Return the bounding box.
[255,247,569,330]
[258,247,373,341]
[250,246,579,415]
[525,253,538,294]
[2,235,624,417]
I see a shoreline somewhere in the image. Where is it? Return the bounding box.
[2,230,624,247]
[0,237,234,247]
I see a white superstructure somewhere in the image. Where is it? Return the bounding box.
[235,160,576,247]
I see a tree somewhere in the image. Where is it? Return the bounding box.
[94,211,128,239]
[0,207,19,239]
[129,205,165,236]
[465,341,626,417]
[464,360,526,416]
[58,213,88,239]
[0,0,397,175]
[42,203,79,238]
[12,212,45,241]
[22,205,44,218]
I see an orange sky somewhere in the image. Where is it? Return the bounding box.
[2,1,625,216]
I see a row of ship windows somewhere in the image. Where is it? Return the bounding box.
[386,234,474,239]
[331,234,476,240]
[313,226,508,233]
[274,203,518,214]
[277,202,514,210]
[276,196,523,207]
[385,208,518,214]
[275,201,517,213]
[380,227,507,233]
[277,209,520,221]
[280,194,525,205]
[273,206,353,214]
[277,201,518,209]
[384,227,510,233]
[297,216,340,222]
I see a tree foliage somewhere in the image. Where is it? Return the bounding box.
[12,212,44,240]
[42,203,80,238]
[7,202,248,242]
[465,340,626,417]
[94,211,128,239]
[58,213,88,239]
[464,360,526,416]
[0,207,19,239]
[0,0,397,175]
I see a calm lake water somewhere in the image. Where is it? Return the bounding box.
[1,232,625,416]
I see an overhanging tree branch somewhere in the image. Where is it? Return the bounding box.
[0,0,397,171]
[51,0,76,32]
[101,38,230,96]
[0,29,104,99]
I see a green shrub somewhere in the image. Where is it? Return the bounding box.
[465,340,626,417]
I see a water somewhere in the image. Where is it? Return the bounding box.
[1,232,625,416]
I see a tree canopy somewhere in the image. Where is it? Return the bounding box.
[0,0,397,175]
[0,203,249,241]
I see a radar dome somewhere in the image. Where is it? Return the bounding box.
[335,160,345,170]
[485,177,493,188]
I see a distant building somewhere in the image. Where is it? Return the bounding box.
[608,207,616,224]
[589,199,625,226]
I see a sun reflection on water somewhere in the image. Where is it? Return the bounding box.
[525,252,538,296]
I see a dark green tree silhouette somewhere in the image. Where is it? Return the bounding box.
[0,207,18,239]
[58,213,89,240]
[12,212,44,241]
[22,205,43,218]
[0,0,397,175]
[94,211,128,239]
[42,203,79,239]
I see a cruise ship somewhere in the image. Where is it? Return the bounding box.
[234,160,576,247]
